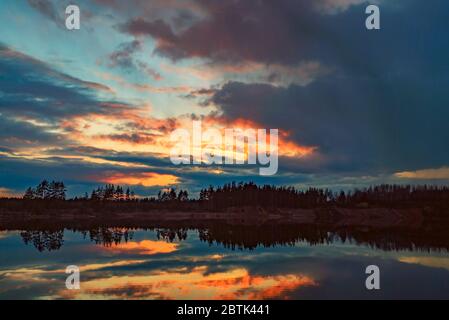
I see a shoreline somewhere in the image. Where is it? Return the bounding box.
[0,207,438,230]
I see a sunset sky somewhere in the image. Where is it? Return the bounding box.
[0,0,448,198]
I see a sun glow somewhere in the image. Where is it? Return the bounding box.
[103,172,180,187]
[105,240,179,255]
[58,266,316,300]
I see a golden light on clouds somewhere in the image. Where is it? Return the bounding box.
[59,266,316,300]
[395,167,449,179]
[0,187,20,198]
[103,172,180,187]
[0,188,12,198]
[104,240,179,255]
[398,256,449,271]
[2,263,316,300]
[171,116,316,162]
[59,110,315,164]
[0,260,146,282]
[0,231,13,240]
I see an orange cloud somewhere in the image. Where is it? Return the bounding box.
[58,266,316,300]
[200,116,316,159]
[0,187,20,198]
[395,167,449,179]
[213,274,316,300]
[54,98,315,167]
[105,240,178,255]
[102,172,180,187]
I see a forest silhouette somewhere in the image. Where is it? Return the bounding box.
[2,180,449,212]
[2,180,449,253]
[13,221,449,253]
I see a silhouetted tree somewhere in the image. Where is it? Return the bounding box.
[23,180,66,200]
[23,187,35,200]
[125,188,131,201]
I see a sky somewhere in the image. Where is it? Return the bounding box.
[0,0,448,198]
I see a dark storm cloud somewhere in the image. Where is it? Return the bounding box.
[41,147,175,170]
[118,0,449,78]
[5,0,449,194]
[0,116,65,149]
[189,0,449,175]
[43,146,119,157]
[0,44,129,124]
[118,0,373,65]
[117,0,449,176]
[209,77,449,175]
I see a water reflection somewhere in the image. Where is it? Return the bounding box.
[1,220,449,299]
[81,227,134,247]
[106,240,178,255]
[58,267,317,300]
[11,220,449,253]
[20,230,64,252]
[157,228,188,242]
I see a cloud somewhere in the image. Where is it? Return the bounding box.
[104,240,179,255]
[108,40,143,69]
[206,76,449,176]
[100,172,180,187]
[194,0,449,176]
[107,40,162,81]
[395,167,449,180]
[96,133,156,145]
[116,0,449,88]
[0,43,126,125]
[0,115,65,149]
[118,0,376,66]
[0,187,21,198]
[27,0,62,26]
[60,266,316,299]
[398,257,449,271]
[316,0,372,14]
[0,153,183,197]
[3,0,449,194]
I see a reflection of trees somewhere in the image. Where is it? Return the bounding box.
[156,228,188,242]
[19,227,135,251]
[198,222,449,252]
[20,230,64,252]
[198,225,336,250]
[81,227,134,247]
[16,218,449,253]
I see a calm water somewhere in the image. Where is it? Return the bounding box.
[1,225,449,299]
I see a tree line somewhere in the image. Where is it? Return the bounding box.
[21,181,190,203]
[23,180,66,200]
[90,184,135,201]
[86,185,189,202]
[198,182,449,209]
[17,180,449,209]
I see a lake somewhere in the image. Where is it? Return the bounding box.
[1,223,449,299]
